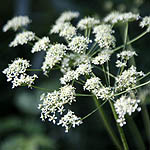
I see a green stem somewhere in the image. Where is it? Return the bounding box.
[93,96,122,149]
[94,65,116,79]
[123,22,128,50]
[31,85,52,92]
[27,69,42,71]
[142,104,150,147]
[115,80,150,97]
[76,94,93,97]
[127,117,145,149]
[113,30,147,52]
[109,101,129,150]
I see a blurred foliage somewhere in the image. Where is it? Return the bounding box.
[1,0,150,150]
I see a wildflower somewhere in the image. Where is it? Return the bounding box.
[59,24,76,40]
[77,17,100,30]
[76,63,92,76]
[59,85,76,104]
[139,16,150,32]
[12,73,38,88]
[114,95,141,127]
[104,11,140,24]
[60,70,78,84]
[38,91,61,123]
[31,37,50,53]
[3,58,30,81]
[84,77,101,91]
[3,16,31,32]
[9,31,35,47]
[57,110,82,133]
[95,86,114,100]
[93,24,116,49]
[56,11,79,23]
[115,66,145,91]
[42,44,67,75]
[60,63,92,84]
[116,50,137,67]
[92,50,112,65]
[68,36,92,54]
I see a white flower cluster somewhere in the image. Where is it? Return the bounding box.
[55,11,79,23]
[12,73,38,88]
[92,50,112,65]
[114,95,141,127]
[9,31,35,47]
[77,17,100,30]
[139,16,150,32]
[3,58,38,88]
[31,37,50,53]
[116,50,137,67]
[50,22,76,40]
[84,77,101,91]
[68,36,92,54]
[60,63,92,84]
[3,16,31,32]
[84,77,114,100]
[42,44,67,75]
[115,66,144,92]
[104,11,140,24]
[93,24,116,49]
[58,110,82,133]
[38,85,82,132]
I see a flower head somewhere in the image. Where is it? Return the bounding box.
[42,44,67,75]
[9,31,35,47]
[3,58,30,81]
[3,16,31,32]
[77,17,100,30]
[56,11,79,23]
[31,37,50,53]
[57,110,82,133]
[68,36,91,54]
[139,16,150,32]
[104,11,140,24]
[114,95,141,127]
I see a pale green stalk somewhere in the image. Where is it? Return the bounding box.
[109,101,129,150]
[93,96,122,149]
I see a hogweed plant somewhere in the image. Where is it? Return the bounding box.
[3,11,150,149]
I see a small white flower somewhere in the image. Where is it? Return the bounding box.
[77,17,100,30]
[50,22,70,34]
[116,50,137,67]
[59,24,76,40]
[3,16,31,32]
[31,37,50,53]
[114,95,141,127]
[93,24,116,49]
[115,66,145,91]
[42,44,67,75]
[12,73,38,88]
[104,11,140,24]
[76,63,92,76]
[60,70,78,84]
[3,58,30,82]
[139,16,150,32]
[117,50,137,60]
[57,110,82,133]
[60,63,92,84]
[92,50,112,65]
[68,36,92,54]
[84,77,101,91]
[56,11,79,23]
[9,31,35,47]
[95,86,114,100]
